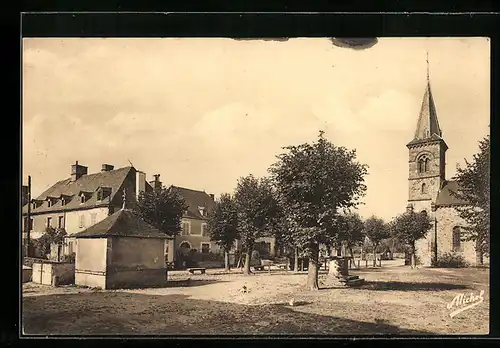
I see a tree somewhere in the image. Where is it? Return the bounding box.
[451,136,490,264]
[234,175,278,275]
[269,131,368,290]
[390,210,433,268]
[207,193,239,271]
[337,212,365,258]
[363,216,389,266]
[36,226,67,260]
[134,187,188,236]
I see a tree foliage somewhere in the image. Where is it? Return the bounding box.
[207,193,239,256]
[234,175,278,274]
[269,131,368,289]
[451,136,490,255]
[134,187,188,236]
[364,216,389,251]
[337,212,365,250]
[389,210,433,267]
[35,226,67,259]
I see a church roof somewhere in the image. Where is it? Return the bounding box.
[73,209,170,239]
[407,74,448,151]
[436,180,469,207]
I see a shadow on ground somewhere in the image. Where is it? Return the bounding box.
[166,279,229,288]
[22,292,430,336]
[352,281,470,292]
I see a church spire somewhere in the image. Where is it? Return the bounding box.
[412,52,442,141]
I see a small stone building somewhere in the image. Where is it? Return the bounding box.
[73,208,172,289]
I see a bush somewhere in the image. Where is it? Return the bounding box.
[61,252,76,263]
[432,252,469,268]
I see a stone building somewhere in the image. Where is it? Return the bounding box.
[21,162,153,258]
[73,208,172,289]
[406,70,484,266]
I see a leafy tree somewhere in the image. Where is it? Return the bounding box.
[363,216,389,266]
[269,131,368,290]
[389,210,433,268]
[234,175,278,275]
[36,226,67,260]
[337,212,365,258]
[207,193,239,271]
[134,187,188,236]
[451,136,490,264]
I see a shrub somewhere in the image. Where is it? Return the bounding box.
[61,252,76,263]
[432,252,469,268]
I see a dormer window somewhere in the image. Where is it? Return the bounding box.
[198,206,205,217]
[47,200,52,207]
[79,191,92,204]
[97,190,103,201]
[32,199,43,210]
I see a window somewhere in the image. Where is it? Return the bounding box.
[181,221,190,236]
[201,223,208,236]
[91,213,97,225]
[201,243,210,254]
[97,190,102,201]
[23,217,28,231]
[68,241,74,254]
[58,216,64,228]
[30,218,33,231]
[421,183,427,194]
[47,217,52,228]
[80,195,85,204]
[418,156,430,173]
[79,215,85,228]
[61,198,66,206]
[179,241,191,250]
[198,206,205,217]
[452,227,462,252]
[47,200,52,207]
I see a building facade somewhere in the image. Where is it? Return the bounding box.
[22,162,152,258]
[168,185,220,256]
[406,72,484,266]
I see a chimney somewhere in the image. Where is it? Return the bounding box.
[71,161,88,182]
[101,164,114,172]
[149,174,162,190]
[209,193,215,201]
[136,170,146,200]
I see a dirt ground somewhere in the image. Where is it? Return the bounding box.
[22,260,490,336]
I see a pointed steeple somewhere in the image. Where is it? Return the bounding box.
[412,53,442,141]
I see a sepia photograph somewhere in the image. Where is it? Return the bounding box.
[21,37,490,336]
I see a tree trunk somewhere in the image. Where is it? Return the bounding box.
[475,240,484,266]
[294,246,299,273]
[243,246,252,275]
[360,245,363,260]
[373,245,377,267]
[306,243,320,291]
[224,250,230,271]
[410,243,416,269]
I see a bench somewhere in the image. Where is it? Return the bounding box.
[187,268,206,275]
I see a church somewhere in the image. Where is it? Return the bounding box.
[406,65,484,267]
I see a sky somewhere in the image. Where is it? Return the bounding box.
[22,37,490,221]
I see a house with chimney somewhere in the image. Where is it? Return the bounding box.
[21,162,156,259]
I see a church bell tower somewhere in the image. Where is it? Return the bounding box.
[406,54,448,215]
